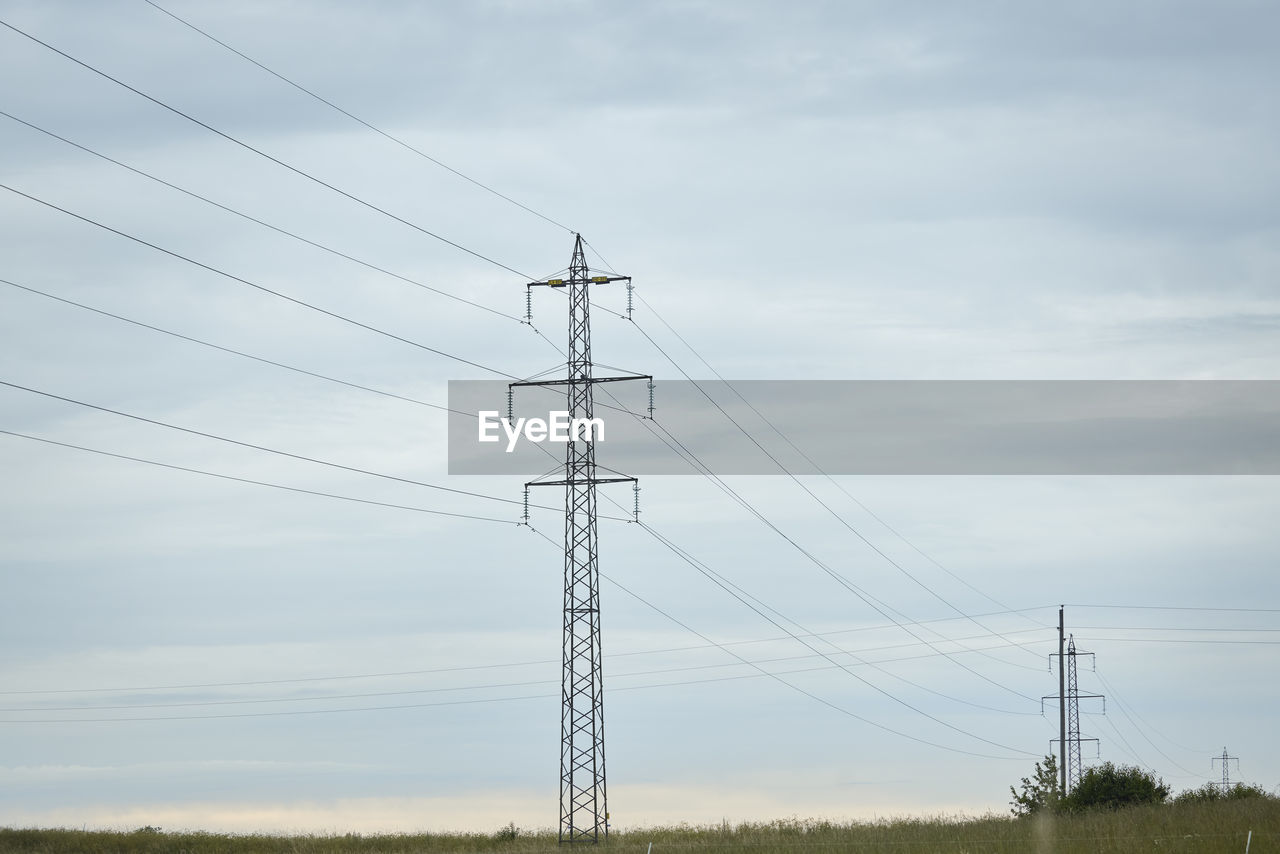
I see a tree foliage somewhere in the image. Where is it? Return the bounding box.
[1063,762,1170,812]
[1012,757,1184,816]
[1174,781,1277,804]
[1010,754,1062,817]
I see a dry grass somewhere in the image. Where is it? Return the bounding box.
[2,799,1277,854]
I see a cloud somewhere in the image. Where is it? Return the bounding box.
[2,782,996,835]
[2,0,1277,833]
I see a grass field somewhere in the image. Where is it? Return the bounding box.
[3,800,1278,854]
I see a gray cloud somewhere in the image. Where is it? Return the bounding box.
[2,0,1278,834]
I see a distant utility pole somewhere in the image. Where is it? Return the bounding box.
[1058,606,1066,793]
[1213,747,1240,795]
[514,234,649,845]
[1046,609,1104,793]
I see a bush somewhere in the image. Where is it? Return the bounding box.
[1063,762,1169,812]
[1174,781,1277,804]
[1010,754,1062,816]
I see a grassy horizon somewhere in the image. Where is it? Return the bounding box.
[2,799,1279,854]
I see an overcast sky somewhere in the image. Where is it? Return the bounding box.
[2,0,1279,835]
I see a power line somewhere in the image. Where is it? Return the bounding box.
[633,415,1047,691]
[0,656,559,697]
[524,527,1034,761]
[636,522,1038,755]
[1095,715,1164,780]
[1,277,641,431]
[540,340,1049,691]
[0,611,1052,697]
[634,520,1041,718]
[0,285,643,536]
[1068,604,1280,614]
[3,275,643,526]
[529,265,1005,653]
[628,315,1045,670]
[571,266,1061,689]
[0,655,1053,727]
[618,418,1048,691]
[0,17,532,279]
[0,183,516,378]
[141,0,575,236]
[0,429,518,525]
[1092,669,1207,777]
[2,399,1039,752]
[1075,625,1280,633]
[0,379,609,516]
[1074,637,1280,645]
[12,419,977,737]
[633,290,1051,634]
[639,412,1042,699]
[529,322,959,671]
[572,254,1277,781]
[531,249,1060,727]
[658,605,1054,655]
[527,281,1157,787]
[0,526,1036,755]
[540,288,1050,688]
[0,109,521,322]
[1,278,468,417]
[0,637,1059,716]
[0,692,555,724]
[0,636,1054,708]
[522,284,1050,727]
[1,676,559,714]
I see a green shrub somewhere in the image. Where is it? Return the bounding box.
[1063,761,1170,812]
[1174,781,1277,804]
[1010,754,1063,816]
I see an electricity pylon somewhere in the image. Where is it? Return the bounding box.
[513,234,649,844]
[1064,634,1103,790]
[1213,747,1240,795]
[1045,611,1104,793]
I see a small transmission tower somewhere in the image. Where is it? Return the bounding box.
[1212,747,1240,795]
[513,234,649,844]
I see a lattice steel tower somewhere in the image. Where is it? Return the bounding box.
[515,234,648,844]
[1064,634,1103,791]
[1212,747,1239,795]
